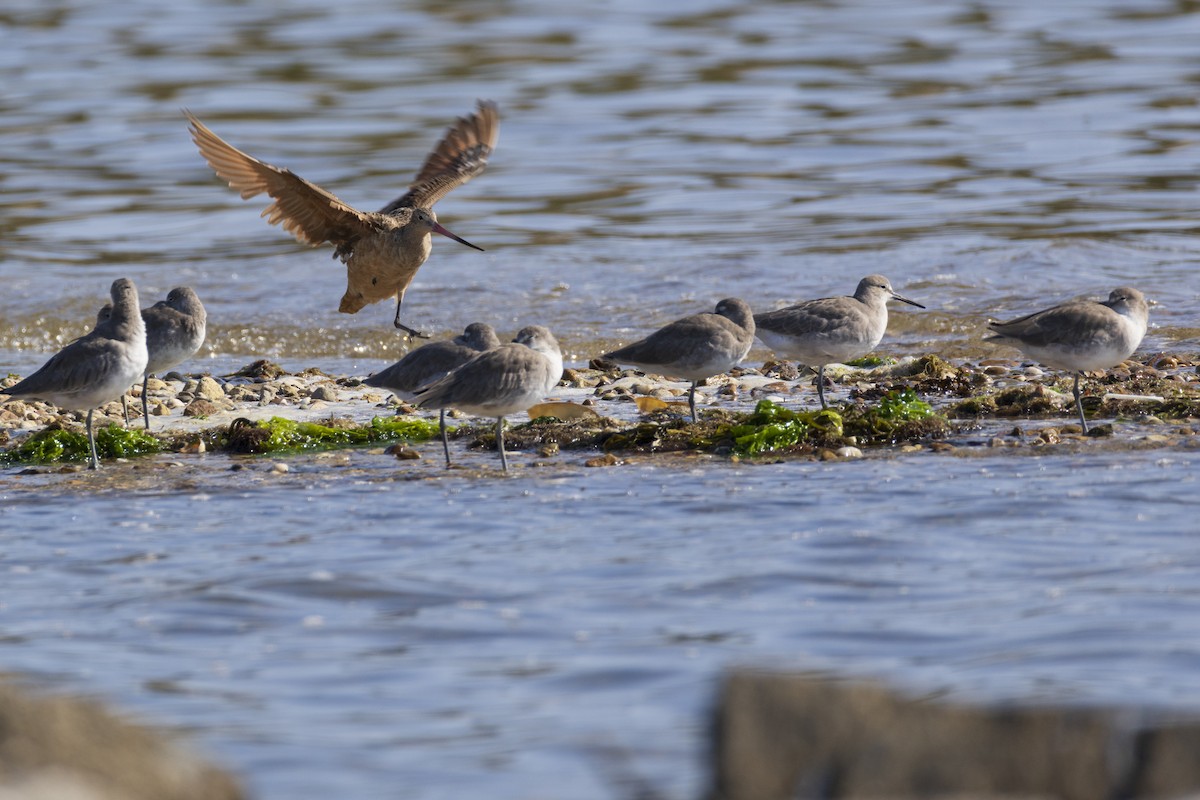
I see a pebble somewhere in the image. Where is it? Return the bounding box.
[386,444,421,460]
[983,365,1008,376]
[584,453,620,468]
[310,385,339,402]
[183,399,219,417]
[195,376,225,401]
[835,446,863,459]
[271,462,289,473]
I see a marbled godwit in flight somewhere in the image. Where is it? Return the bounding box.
[186,101,498,337]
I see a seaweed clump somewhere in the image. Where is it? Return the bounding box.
[727,390,948,456]
[0,423,161,465]
[727,401,843,456]
[841,388,949,443]
[221,415,440,454]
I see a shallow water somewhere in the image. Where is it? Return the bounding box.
[4,0,1200,797]
[4,448,1200,799]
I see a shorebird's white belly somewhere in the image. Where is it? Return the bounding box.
[756,327,881,367]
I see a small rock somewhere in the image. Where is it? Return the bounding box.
[385,444,421,460]
[310,385,339,402]
[818,449,839,461]
[1086,424,1114,437]
[929,441,956,453]
[585,453,620,468]
[539,443,560,457]
[196,376,225,401]
[1023,366,1043,378]
[183,399,219,418]
[271,462,289,473]
[835,446,863,459]
[983,365,1008,376]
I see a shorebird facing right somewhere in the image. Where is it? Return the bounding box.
[365,322,501,466]
[186,101,499,338]
[602,298,756,423]
[102,287,207,430]
[413,325,562,471]
[2,278,148,470]
[985,287,1149,433]
[754,274,925,409]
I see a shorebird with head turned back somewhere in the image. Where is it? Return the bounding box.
[754,274,925,409]
[102,287,207,430]
[413,325,562,472]
[602,298,756,423]
[2,278,148,470]
[985,286,1148,433]
[185,101,499,338]
[365,322,501,466]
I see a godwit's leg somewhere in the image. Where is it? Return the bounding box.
[688,380,698,423]
[816,365,828,410]
[392,294,431,340]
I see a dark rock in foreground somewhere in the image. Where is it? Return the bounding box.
[710,671,1200,800]
[0,679,245,800]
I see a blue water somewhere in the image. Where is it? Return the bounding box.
[5,447,1200,798]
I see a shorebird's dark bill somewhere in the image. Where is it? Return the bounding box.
[432,221,485,252]
[894,293,925,309]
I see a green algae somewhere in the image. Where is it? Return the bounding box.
[220,415,440,454]
[727,391,946,456]
[0,424,161,465]
[728,401,843,456]
[845,355,893,368]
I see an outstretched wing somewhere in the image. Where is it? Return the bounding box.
[379,100,500,213]
[185,110,378,248]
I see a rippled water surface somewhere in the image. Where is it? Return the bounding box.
[4,0,1200,797]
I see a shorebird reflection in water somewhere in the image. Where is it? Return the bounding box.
[754,275,925,409]
[414,326,562,472]
[3,279,148,470]
[186,101,499,338]
[365,323,501,466]
[602,298,756,423]
[100,287,207,430]
[985,287,1148,433]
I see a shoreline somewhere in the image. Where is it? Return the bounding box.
[4,353,1199,473]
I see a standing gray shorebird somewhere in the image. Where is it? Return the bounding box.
[365,322,501,466]
[985,287,1148,433]
[413,325,562,471]
[602,298,756,423]
[754,274,925,409]
[102,287,207,430]
[185,101,499,338]
[2,278,148,469]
